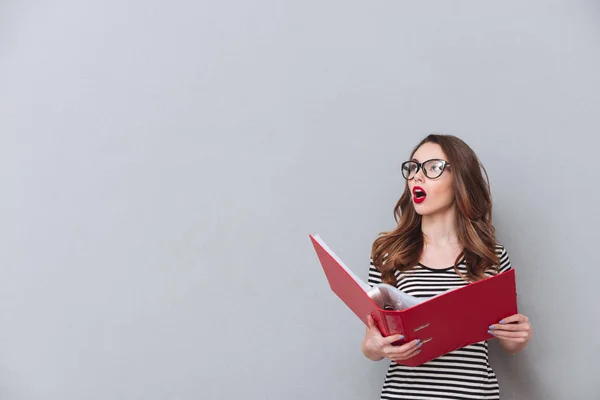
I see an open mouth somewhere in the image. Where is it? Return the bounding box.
[412,186,427,203]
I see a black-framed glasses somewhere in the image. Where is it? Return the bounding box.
[401,159,450,180]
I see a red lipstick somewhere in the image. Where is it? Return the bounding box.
[412,186,427,204]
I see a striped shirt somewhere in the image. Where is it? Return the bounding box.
[368,244,512,400]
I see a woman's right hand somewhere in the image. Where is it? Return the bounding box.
[361,315,422,362]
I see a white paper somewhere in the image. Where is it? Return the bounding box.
[312,233,424,310]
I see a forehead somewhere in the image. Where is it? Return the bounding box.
[412,142,446,161]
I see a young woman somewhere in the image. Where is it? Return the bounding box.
[362,134,533,399]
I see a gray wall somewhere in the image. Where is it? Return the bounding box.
[1,1,598,399]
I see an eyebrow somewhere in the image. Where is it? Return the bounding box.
[411,158,420,162]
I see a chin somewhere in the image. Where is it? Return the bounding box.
[413,201,452,217]
[413,203,430,216]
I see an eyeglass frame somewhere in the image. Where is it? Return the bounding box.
[401,158,451,180]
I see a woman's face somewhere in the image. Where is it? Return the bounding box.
[406,142,454,217]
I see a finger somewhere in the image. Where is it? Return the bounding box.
[384,333,407,345]
[367,315,375,329]
[490,322,530,332]
[401,344,423,358]
[498,314,528,325]
[385,339,422,356]
[391,346,422,361]
[367,315,381,334]
[492,335,529,343]
[406,347,422,359]
[489,329,530,339]
[392,338,421,352]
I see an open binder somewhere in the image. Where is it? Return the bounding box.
[309,233,518,366]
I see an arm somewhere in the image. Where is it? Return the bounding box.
[362,258,385,361]
[489,245,533,354]
[362,258,421,362]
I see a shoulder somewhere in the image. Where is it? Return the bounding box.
[494,243,512,273]
[368,257,382,285]
[368,253,399,286]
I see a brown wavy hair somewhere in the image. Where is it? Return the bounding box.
[371,134,500,285]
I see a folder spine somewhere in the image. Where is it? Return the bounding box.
[381,310,405,341]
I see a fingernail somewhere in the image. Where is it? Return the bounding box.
[488,330,496,336]
[397,335,404,340]
[416,339,421,345]
[499,319,505,324]
[489,325,495,330]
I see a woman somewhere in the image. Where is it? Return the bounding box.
[362,134,532,399]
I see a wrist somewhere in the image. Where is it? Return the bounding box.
[362,339,384,361]
[499,337,529,354]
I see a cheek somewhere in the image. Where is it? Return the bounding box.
[432,182,454,204]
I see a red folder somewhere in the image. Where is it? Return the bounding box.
[310,234,518,366]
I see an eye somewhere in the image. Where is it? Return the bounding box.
[427,163,442,172]
[403,163,417,172]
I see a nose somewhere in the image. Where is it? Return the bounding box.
[413,166,426,183]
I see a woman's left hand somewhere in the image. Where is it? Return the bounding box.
[489,313,532,343]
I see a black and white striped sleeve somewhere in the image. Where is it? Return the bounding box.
[497,244,512,273]
[368,257,382,286]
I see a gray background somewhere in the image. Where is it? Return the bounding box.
[0,0,598,399]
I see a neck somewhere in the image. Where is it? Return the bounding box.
[421,207,459,246]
